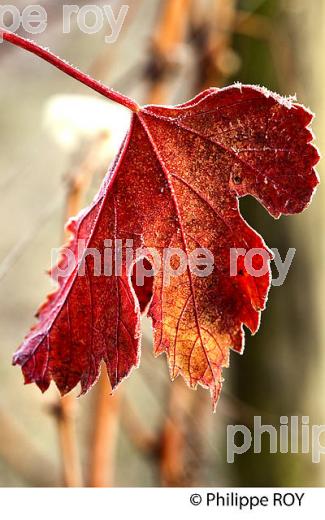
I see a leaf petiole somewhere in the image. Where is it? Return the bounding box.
[0,29,140,113]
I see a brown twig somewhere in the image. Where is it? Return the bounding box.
[52,395,82,486]
[159,379,192,486]
[145,0,191,104]
[88,367,121,487]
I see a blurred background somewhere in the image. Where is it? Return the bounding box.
[0,0,324,487]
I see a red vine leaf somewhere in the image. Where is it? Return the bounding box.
[13,85,319,408]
